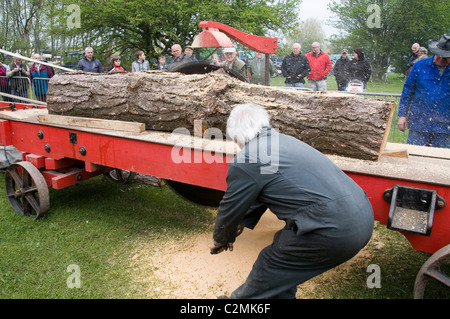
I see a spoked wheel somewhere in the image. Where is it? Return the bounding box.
[414,244,450,299]
[4,161,50,219]
[104,169,137,184]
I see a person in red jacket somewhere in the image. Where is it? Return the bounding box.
[304,42,332,91]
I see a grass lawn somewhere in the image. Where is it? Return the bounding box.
[0,174,216,298]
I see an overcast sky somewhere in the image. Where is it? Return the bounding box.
[298,0,340,37]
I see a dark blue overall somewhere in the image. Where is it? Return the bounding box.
[213,127,374,298]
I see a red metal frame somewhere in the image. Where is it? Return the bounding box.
[0,103,46,111]
[0,99,234,191]
[348,172,449,254]
[193,21,278,54]
[1,102,449,254]
[0,118,232,191]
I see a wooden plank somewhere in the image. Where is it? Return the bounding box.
[385,142,450,160]
[380,149,409,158]
[1,108,240,155]
[25,154,46,168]
[378,101,395,160]
[329,154,450,187]
[0,92,47,106]
[0,108,47,121]
[37,114,145,133]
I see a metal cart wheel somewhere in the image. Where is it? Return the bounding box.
[104,169,136,184]
[4,161,49,219]
[414,244,450,299]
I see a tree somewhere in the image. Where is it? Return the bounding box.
[286,18,326,54]
[0,0,45,54]
[53,0,301,64]
[1,0,301,67]
[328,0,450,81]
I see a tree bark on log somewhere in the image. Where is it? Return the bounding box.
[46,69,393,161]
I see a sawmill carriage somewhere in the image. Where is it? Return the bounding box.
[0,22,449,298]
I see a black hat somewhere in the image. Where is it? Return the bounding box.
[428,33,450,58]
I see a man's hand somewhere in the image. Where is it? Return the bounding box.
[210,241,233,255]
[210,225,244,254]
[398,116,407,132]
[236,224,244,237]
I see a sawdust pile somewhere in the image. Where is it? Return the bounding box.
[130,212,376,299]
[130,212,282,298]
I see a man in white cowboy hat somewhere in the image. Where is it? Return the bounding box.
[220,47,248,81]
[398,33,449,148]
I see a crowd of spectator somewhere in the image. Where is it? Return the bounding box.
[0,41,373,101]
[0,54,55,103]
[280,42,373,92]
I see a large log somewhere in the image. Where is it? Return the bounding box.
[46,69,394,161]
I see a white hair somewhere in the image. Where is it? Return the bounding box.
[226,103,271,146]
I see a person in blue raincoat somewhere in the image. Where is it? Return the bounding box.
[30,54,54,102]
[398,34,450,148]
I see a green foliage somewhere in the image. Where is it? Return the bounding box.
[328,0,450,80]
[1,0,300,66]
[52,0,300,63]
[284,18,326,55]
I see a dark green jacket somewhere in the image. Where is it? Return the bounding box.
[248,57,275,85]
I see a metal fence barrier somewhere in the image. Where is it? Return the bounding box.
[0,75,51,105]
[0,75,12,102]
[31,77,51,102]
[0,75,32,103]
